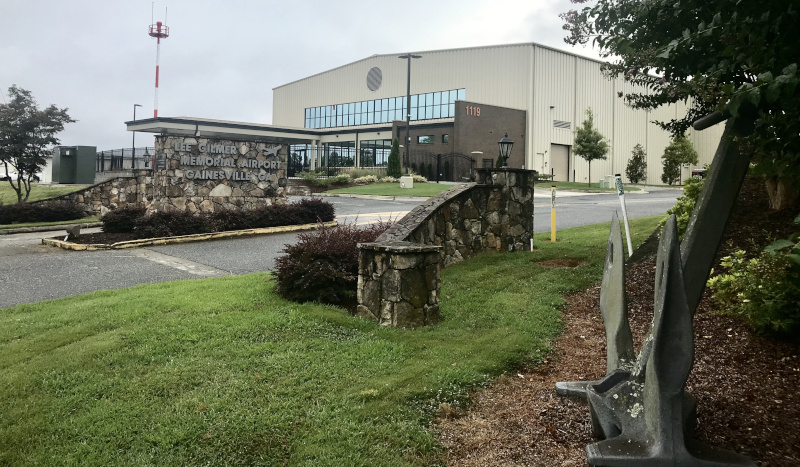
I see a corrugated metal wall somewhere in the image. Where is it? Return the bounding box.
[273,43,725,185]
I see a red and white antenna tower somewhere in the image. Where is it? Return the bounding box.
[148,7,169,118]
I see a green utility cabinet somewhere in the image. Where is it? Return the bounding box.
[52,146,96,184]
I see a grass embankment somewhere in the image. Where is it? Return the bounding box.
[0,183,87,204]
[1,184,93,229]
[325,182,455,197]
[536,180,641,192]
[0,216,663,466]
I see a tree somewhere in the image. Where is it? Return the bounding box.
[495,151,504,168]
[561,0,800,207]
[386,138,401,178]
[625,144,647,184]
[573,108,609,186]
[0,86,74,202]
[661,136,698,185]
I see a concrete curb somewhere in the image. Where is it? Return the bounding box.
[42,221,338,251]
[0,222,103,235]
[313,193,432,202]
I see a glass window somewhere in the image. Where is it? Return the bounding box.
[375,99,381,112]
[442,134,449,143]
[355,102,361,113]
[368,100,374,113]
[449,103,455,115]
[434,92,441,106]
[458,89,465,100]
[336,115,342,127]
[433,106,440,119]
[388,99,394,111]
[355,113,362,125]
[381,110,388,123]
[418,135,434,144]
[425,106,432,119]
[411,108,418,121]
[426,93,433,106]
[325,116,331,128]
[450,90,457,102]
[349,114,354,126]
[411,95,418,108]
[367,112,373,124]
[441,104,450,118]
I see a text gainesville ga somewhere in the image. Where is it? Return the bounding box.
[183,170,279,181]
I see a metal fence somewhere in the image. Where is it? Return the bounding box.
[96,147,155,172]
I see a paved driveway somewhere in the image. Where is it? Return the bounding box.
[0,188,679,309]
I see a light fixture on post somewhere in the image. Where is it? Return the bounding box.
[398,53,421,174]
[498,133,514,168]
[132,104,142,169]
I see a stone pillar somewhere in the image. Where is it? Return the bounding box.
[475,168,535,252]
[356,241,442,329]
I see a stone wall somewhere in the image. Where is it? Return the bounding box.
[33,171,150,215]
[356,168,536,328]
[151,136,288,213]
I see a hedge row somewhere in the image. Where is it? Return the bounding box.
[0,202,86,225]
[101,198,335,238]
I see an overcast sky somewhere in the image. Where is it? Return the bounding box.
[1,0,599,150]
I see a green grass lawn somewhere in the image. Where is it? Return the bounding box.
[325,182,455,197]
[0,183,88,204]
[0,215,662,466]
[536,180,642,192]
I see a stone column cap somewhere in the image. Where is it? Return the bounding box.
[357,241,442,253]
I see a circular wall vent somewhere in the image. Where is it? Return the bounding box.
[366,67,382,91]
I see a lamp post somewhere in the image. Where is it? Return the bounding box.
[132,104,142,169]
[398,53,421,174]
[498,133,514,168]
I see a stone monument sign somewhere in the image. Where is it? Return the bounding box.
[150,135,288,212]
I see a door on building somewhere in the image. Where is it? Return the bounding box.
[550,144,570,181]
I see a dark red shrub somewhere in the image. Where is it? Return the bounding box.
[273,222,391,309]
[101,205,147,233]
[0,201,86,225]
[134,211,211,238]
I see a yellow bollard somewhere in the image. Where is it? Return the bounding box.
[550,185,557,242]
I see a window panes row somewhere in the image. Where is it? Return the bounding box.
[305,89,465,129]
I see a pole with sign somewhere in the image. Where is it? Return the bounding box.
[614,174,634,257]
[550,185,557,242]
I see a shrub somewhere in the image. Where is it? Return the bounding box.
[0,201,86,225]
[293,197,336,223]
[131,199,335,237]
[707,233,800,337]
[101,205,147,233]
[626,144,648,184]
[353,175,379,185]
[411,173,427,183]
[381,176,398,183]
[348,168,385,179]
[661,175,704,239]
[274,222,392,308]
[134,211,211,238]
[297,172,351,188]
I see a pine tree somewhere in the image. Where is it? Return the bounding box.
[386,138,402,178]
[573,108,609,186]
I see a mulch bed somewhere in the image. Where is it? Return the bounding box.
[436,178,800,466]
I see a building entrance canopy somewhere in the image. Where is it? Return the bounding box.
[125,116,319,144]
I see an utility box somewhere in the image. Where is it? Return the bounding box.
[399,175,414,189]
[52,146,96,184]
